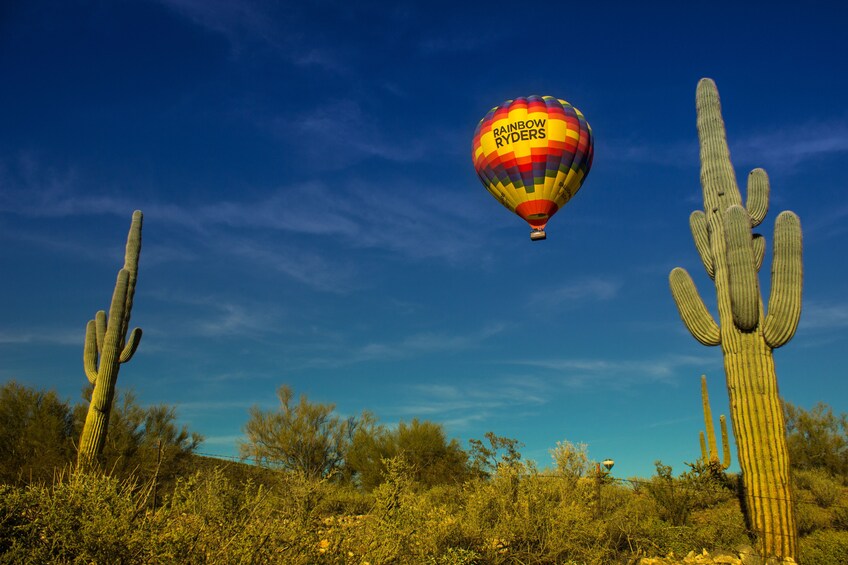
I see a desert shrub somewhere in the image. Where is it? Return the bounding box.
[604,484,663,556]
[356,456,428,563]
[686,499,749,552]
[315,481,373,516]
[460,463,612,564]
[604,473,747,560]
[0,381,75,485]
[794,467,843,508]
[799,529,848,565]
[643,461,737,530]
[0,470,151,564]
[156,466,297,564]
[644,462,693,526]
[424,546,482,565]
[794,468,848,535]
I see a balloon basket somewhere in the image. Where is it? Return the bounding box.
[530,229,547,241]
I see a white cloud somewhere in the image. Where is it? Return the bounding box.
[600,118,848,173]
[0,156,493,290]
[292,323,505,369]
[732,120,848,171]
[508,353,718,389]
[391,376,550,430]
[528,277,621,308]
[141,289,288,340]
[0,328,80,346]
[800,300,848,330]
[155,0,279,51]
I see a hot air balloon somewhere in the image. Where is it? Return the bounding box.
[472,95,594,240]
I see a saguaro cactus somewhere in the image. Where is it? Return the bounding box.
[77,211,143,468]
[698,374,730,472]
[669,80,801,560]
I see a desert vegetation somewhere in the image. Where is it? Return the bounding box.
[1,379,847,564]
[2,79,843,564]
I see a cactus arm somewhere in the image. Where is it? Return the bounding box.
[763,211,803,348]
[120,328,143,363]
[697,78,742,212]
[95,310,106,351]
[699,431,707,462]
[746,168,770,227]
[701,375,719,461]
[670,268,721,346]
[724,205,760,331]
[752,234,765,272]
[84,320,99,384]
[120,211,142,341]
[719,415,731,469]
[690,211,714,279]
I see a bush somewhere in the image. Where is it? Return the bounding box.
[800,529,848,565]
[0,470,150,564]
[794,468,848,535]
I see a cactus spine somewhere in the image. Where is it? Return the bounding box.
[699,375,730,471]
[77,211,143,468]
[669,80,801,560]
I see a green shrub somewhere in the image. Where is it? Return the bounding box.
[800,529,848,565]
[0,470,150,564]
[794,468,848,535]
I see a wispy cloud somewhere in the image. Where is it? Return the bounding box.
[732,120,848,171]
[155,0,280,52]
[0,328,80,346]
[600,118,848,173]
[800,300,848,330]
[141,289,287,339]
[391,376,551,430]
[527,277,621,309]
[176,399,256,413]
[508,353,718,390]
[155,0,351,74]
[199,434,245,447]
[0,156,491,284]
[293,323,506,370]
[266,98,429,169]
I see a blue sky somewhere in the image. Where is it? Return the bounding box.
[2,0,847,479]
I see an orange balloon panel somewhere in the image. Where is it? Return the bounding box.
[472,95,593,230]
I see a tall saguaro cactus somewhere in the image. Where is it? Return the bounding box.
[77,210,144,468]
[669,80,801,560]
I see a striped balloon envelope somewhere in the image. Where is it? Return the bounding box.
[472,95,594,240]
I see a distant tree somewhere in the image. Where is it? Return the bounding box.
[239,385,357,480]
[345,412,391,490]
[347,417,470,490]
[0,378,200,492]
[550,439,592,482]
[784,400,848,479]
[0,380,75,484]
[395,419,469,487]
[468,431,523,478]
[74,386,202,486]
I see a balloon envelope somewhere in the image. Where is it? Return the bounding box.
[472,95,594,234]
